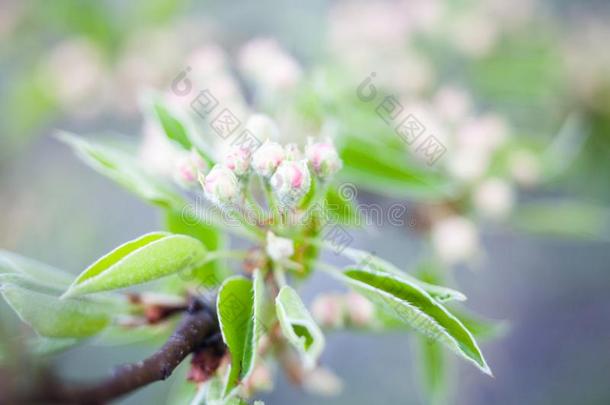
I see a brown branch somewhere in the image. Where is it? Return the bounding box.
[11,299,222,405]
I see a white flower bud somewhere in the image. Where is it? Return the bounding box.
[433,85,472,124]
[305,139,342,179]
[311,294,344,329]
[345,292,374,327]
[223,146,251,177]
[303,367,344,397]
[270,159,311,208]
[284,143,302,160]
[446,147,489,183]
[266,231,294,261]
[199,164,241,207]
[431,216,479,266]
[174,149,208,188]
[473,178,515,220]
[245,114,280,141]
[508,149,541,188]
[251,140,285,177]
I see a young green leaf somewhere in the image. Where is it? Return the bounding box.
[152,100,192,150]
[165,209,229,287]
[341,267,491,375]
[511,199,610,240]
[62,232,207,298]
[56,132,185,210]
[335,247,466,303]
[416,337,449,405]
[217,270,265,397]
[339,136,454,200]
[0,250,73,288]
[28,337,81,356]
[275,286,325,370]
[0,283,110,338]
[144,94,216,166]
[451,308,509,341]
[324,187,362,226]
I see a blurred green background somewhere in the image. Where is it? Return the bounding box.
[1,0,609,404]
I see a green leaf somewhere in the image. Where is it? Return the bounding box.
[417,337,448,405]
[452,309,509,341]
[165,209,228,287]
[63,232,207,298]
[275,286,325,369]
[341,267,491,375]
[217,270,265,397]
[0,250,73,288]
[28,337,81,356]
[153,100,192,150]
[511,199,610,240]
[339,136,454,200]
[336,247,466,303]
[0,282,110,338]
[324,187,362,226]
[144,94,216,165]
[94,323,174,346]
[56,131,185,210]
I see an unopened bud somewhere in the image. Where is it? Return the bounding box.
[508,149,540,188]
[345,292,374,327]
[473,177,515,220]
[311,293,344,329]
[266,231,294,261]
[303,367,344,397]
[270,159,311,208]
[306,139,342,179]
[252,140,285,177]
[199,164,241,207]
[174,149,208,188]
[223,146,251,177]
[431,216,479,266]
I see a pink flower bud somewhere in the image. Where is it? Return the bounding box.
[174,150,208,188]
[306,139,342,179]
[345,292,374,327]
[251,140,285,177]
[223,146,251,176]
[270,159,311,208]
[199,164,241,207]
[311,293,344,329]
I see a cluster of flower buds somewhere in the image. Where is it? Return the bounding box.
[198,118,342,212]
[311,291,375,329]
